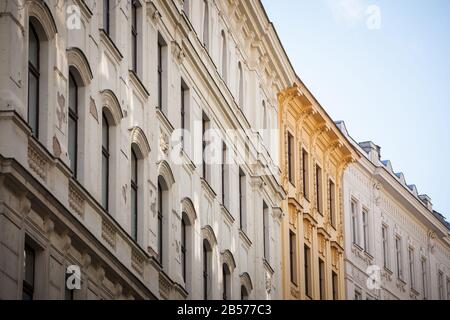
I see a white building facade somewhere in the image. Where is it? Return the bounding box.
[0,0,293,300]
[338,122,450,300]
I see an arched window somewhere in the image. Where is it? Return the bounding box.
[222,264,231,300]
[238,62,244,108]
[241,285,248,300]
[28,23,40,137]
[158,180,163,264]
[221,30,227,82]
[203,239,212,300]
[101,113,110,210]
[130,149,138,241]
[181,198,196,295]
[181,215,187,281]
[202,0,209,49]
[68,71,78,176]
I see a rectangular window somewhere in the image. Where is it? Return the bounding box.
[203,243,209,300]
[263,201,270,261]
[438,271,444,299]
[158,182,163,264]
[101,113,110,211]
[329,180,336,227]
[130,150,138,241]
[316,165,323,214]
[28,24,40,138]
[304,244,312,297]
[287,133,295,185]
[181,218,186,282]
[289,231,297,285]
[221,142,229,208]
[103,0,110,35]
[131,0,138,73]
[157,35,167,113]
[332,271,338,300]
[181,80,188,148]
[22,244,35,300]
[202,113,210,183]
[239,168,246,232]
[68,72,78,177]
[421,257,427,299]
[395,236,403,279]
[302,148,309,199]
[351,200,359,245]
[319,258,325,300]
[382,225,389,268]
[362,208,369,252]
[408,247,415,289]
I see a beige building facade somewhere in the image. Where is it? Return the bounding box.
[278,83,358,300]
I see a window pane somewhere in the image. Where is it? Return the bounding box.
[131,187,137,240]
[28,27,38,68]
[131,150,137,183]
[69,75,77,113]
[102,115,109,149]
[68,117,76,173]
[27,72,38,134]
[24,245,35,285]
[102,153,108,209]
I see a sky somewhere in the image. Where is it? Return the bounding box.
[262,0,450,220]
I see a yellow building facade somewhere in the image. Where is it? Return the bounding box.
[278,82,358,300]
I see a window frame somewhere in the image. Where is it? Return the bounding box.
[362,208,369,252]
[68,71,79,177]
[395,235,403,280]
[131,0,138,73]
[101,113,110,211]
[289,230,297,285]
[103,0,110,35]
[28,23,40,138]
[157,181,163,265]
[315,164,323,214]
[130,148,138,241]
[302,148,309,199]
[22,244,36,300]
[287,132,295,185]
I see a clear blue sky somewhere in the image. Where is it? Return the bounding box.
[263,0,450,219]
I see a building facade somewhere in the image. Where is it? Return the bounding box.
[278,83,358,300]
[0,0,292,300]
[338,121,450,300]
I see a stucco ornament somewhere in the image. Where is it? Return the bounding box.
[428,230,437,254]
[373,181,381,206]
[160,131,170,155]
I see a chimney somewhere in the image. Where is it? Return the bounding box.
[358,141,381,162]
[419,194,433,211]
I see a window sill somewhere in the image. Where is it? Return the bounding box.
[129,70,149,99]
[239,228,252,248]
[262,257,274,275]
[99,29,123,62]
[201,177,216,199]
[220,204,234,224]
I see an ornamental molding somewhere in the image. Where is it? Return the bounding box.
[67,47,93,85]
[130,126,151,158]
[69,180,85,217]
[102,218,117,249]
